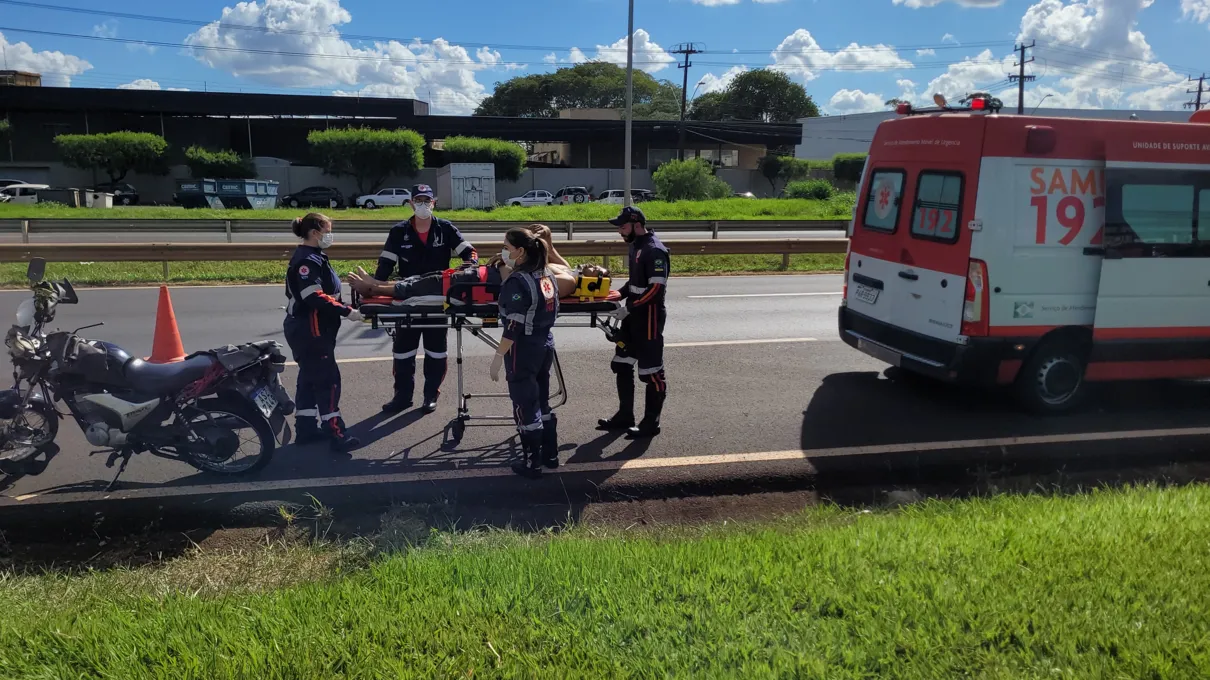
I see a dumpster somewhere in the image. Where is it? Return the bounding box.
[175,178,279,209]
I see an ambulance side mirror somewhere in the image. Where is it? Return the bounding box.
[1026,126,1056,155]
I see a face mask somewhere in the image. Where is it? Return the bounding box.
[413,202,433,219]
[318,232,334,249]
[500,247,515,267]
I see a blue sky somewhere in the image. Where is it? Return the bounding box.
[3,0,1210,115]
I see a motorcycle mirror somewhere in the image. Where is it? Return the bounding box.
[26,258,45,285]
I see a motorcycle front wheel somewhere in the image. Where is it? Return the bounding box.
[179,394,275,475]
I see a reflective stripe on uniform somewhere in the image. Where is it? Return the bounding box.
[638,365,664,376]
[320,411,342,421]
[300,284,322,298]
[296,408,319,417]
[426,351,448,359]
[379,250,399,262]
[612,356,638,365]
[520,272,540,335]
[629,285,647,295]
[454,241,473,254]
[648,277,667,285]
[394,351,417,360]
[286,298,295,315]
[519,422,543,432]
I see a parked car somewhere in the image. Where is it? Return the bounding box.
[632,189,655,202]
[596,189,627,205]
[280,186,345,209]
[504,190,554,207]
[0,179,30,188]
[92,182,139,205]
[733,191,756,199]
[553,186,593,204]
[356,187,411,209]
[0,183,49,205]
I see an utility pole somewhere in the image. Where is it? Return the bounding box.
[672,42,704,161]
[623,0,634,208]
[1009,40,1036,115]
[1186,74,1207,110]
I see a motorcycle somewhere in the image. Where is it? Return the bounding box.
[0,258,295,490]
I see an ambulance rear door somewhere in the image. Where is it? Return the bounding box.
[1090,136,1210,380]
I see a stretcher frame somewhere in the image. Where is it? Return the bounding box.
[355,282,622,441]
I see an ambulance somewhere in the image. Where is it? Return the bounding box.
[839,95,1210,414]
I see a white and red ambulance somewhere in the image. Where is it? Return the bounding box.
[839,96,1210,413]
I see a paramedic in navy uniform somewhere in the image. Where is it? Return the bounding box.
[374,184,478,414]
[597,206,670,439]
[283,212,363,453]
[489,227,560,479]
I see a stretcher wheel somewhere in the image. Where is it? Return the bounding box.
[450,419,466,440]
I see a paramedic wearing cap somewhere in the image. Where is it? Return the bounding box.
[374,184,478,415]
[597,206,670,439]
[284,212,362,453]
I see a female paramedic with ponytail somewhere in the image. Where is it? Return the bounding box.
[489,227,559,479]
[283,212,363,454]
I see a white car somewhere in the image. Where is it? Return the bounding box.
[596,189,627,205]
[0,183,49,205]
[504,190,553,207]
[356,188,411,209]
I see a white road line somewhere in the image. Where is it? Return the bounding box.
[686,292,843,299]
[6,426,1209,507]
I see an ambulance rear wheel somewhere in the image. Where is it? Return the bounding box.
[1016,340,1087,415]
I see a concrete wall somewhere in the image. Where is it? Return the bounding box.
[0,162,777,204]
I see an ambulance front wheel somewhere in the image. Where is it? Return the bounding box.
[1015,339,1088,415]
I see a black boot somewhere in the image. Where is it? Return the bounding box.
[294,417,325,445]
[596,372,635,431]
[511,433,543,479]
[327,418,361,453]
[381,392,413,414]
[541,414,559,469]
[626,384,666,439]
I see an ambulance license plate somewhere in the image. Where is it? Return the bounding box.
[854,283,879,305]
[858,339,901,367]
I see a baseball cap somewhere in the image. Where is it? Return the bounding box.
[412,184,435,200]
[608,205,646,226]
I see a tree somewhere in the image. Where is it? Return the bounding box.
[687,70,819,122]
[306,127,425,196]
[652,158,732,201]
[53,131,168,183]
[757,155,814,194]
[184,146,256,179]
[687,91,730,121]
[474,62,682,119]
[885,98,908,109]
[441,136,527,182]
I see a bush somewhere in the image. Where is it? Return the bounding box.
[785,179,835,200]
[184,146,255,179]
[653,158,733,201]
[832,153,867,183]
[441,136,527,182]
[827,191,857,216]
[307,127,425,196]
[53,131,168,183]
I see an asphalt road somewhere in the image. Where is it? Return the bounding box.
[1,273,1209,517]
[0,229,847,244]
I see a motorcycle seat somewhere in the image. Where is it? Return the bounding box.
[124,355,217,395]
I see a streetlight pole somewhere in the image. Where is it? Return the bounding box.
[623,0,634,208]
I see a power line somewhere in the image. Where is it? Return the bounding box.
[672,42,704,161]
[1009,40,1036,114]
[1187,74,1207,110]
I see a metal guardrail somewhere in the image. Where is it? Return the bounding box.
[0,218,850,242]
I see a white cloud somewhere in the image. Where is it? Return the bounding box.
[922,48,1016,101]
[92,21,118,39]
[543,53,557,65]
[581,30,676,73]
[893,0,1003,6]
[941,33,959,43]
[183,0,510,114]
[697,65,748,94]
[693,0,741,4]
[828,89,887,113]
[116,79,191,91]
[0,31,91,87]
[1182,0,1210,24]
[916,48,936,56]
[771,29,912,81]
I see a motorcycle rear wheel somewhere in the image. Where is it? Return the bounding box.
[181,394,275,475]
[0,399,59,473]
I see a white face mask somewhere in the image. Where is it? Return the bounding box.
[502,247,519,268]
[318,231,334,249]
[413,202,433,219]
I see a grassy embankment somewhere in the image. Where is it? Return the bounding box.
[0,197,854,286]
[1,484,1208,678]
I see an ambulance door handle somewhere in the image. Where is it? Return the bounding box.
[898,271,919,281]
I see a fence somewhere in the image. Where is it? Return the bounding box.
[0,219,850,243]
[0,238,849,278]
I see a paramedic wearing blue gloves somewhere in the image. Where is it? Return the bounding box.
[489,227,560,479]
[284,213,363,453]
[375,184,478,414]
[597,206,670,439]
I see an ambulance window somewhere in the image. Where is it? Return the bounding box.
[1120,184,1194,245]
[911,172,963,243]
[862,170,904,233]
[1198,190,1210,242]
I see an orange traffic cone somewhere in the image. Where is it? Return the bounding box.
[147,286,186,364]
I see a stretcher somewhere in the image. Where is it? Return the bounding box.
[353,275,623,441]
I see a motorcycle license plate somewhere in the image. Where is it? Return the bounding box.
[252,385,277,419]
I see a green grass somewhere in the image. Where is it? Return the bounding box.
[0,196,855,222]
[2,484,1208,678]
[0,254,846,287]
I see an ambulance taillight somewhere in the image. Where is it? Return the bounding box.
[961,259,989,336]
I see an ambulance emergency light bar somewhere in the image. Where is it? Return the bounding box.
[896,93,1003,116]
